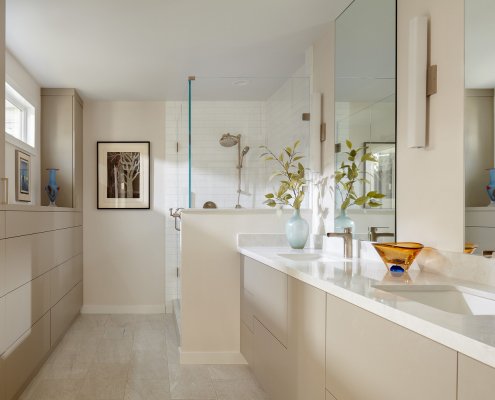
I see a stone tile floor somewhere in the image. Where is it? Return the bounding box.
[20,314,268,400]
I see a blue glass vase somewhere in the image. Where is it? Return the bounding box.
[286,209,309,249]
[45,168,60,207]
[335,209,355,233]
[487,168,495,206]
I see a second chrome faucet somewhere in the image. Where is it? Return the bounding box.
[327,227,353,259]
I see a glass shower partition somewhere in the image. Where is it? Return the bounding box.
[165,75,312,326]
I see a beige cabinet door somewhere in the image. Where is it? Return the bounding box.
[253,318,290,400]
[41,89,83,208]
[41,94,73,207]
[458,354,495,399]
[326,294,457,400]
[243,256,288,345]
[288,277,326,400]
[326,390,337,400]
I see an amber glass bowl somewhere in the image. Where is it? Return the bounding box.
[464,243,478,255]
[372,242,424,272]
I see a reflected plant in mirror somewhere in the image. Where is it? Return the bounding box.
[334,140,385,232]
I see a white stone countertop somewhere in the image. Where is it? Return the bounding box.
[238,245,495,369]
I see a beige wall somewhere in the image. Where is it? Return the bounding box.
[465,89,494,207]
[82,102,166,313]
[396,0,465,251]
[312,22,336,233]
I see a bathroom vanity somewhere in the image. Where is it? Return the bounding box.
[238,244,495,400]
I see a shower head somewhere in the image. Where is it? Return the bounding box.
[241,146,250,157]
[219,133,240,147]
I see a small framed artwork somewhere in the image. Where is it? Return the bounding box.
[15,150,31,202]
[97,141,150,209]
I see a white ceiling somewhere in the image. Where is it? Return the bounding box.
[465,0,495,89]
[6,0,352,101]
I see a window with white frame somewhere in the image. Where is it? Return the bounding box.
[5,83,35,148]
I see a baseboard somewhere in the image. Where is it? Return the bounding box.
[81,304,166,314]
[179,349,248,365]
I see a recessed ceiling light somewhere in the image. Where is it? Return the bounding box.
[232,79,250,87]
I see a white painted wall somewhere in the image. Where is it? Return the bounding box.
[82,102,166,313]
[396,0,465,251]
[0,0,4,181]
[4,50,40,205]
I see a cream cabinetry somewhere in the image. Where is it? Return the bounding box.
[325,294,457,400]
[0,208,83,400]
[41,88,83,208]
[241,256,326,400]
[242,256,288,345]
[458,354,495,399]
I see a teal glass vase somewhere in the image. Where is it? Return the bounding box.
[335,209,355,233]
[486,168,495,206]
[45,168,60,207]
[286,209,309,249]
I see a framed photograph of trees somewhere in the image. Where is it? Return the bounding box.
[97,141,150,209]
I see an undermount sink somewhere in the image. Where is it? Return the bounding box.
[373,284,495,316]
[277,253,322,262]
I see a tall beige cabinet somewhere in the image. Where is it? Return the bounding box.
[41,89,83,208]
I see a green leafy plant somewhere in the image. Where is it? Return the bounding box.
[335,140,385,211]
[260,140,306,210]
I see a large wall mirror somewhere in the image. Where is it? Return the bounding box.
[465,0,495,255]
[334,0,396,240]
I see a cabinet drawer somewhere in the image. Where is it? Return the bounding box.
[253,318,290,400]
[243,256,288,345]
[4,274,51,351]
[326,294,457,400]
[0,296,6,355]
[240,320,254,366]
[326,390,338,400]
[458,354,495,399]
[0,312,50,400]
[51,282,83,345]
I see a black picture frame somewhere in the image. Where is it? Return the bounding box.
[97,141,151,210]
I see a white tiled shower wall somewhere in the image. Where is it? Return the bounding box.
[164,78,311,311]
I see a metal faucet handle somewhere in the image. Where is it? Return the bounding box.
[344,227,352,234]
[369,226,389,232]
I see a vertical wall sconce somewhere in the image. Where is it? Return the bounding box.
[407,16,428,148]
[407,15,438,149]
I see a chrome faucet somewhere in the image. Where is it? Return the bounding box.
[169,208,184,232]
[368,226,394,242]
[327,227,353,258]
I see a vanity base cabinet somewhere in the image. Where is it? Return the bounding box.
[253,319,290,400]
[458,354,495,399]
[326,390,337,400]
[242,256,288,346]
[325,294,457,400]
[288,277,326,400]
[240,320,254,366]
[240,256,326,400]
